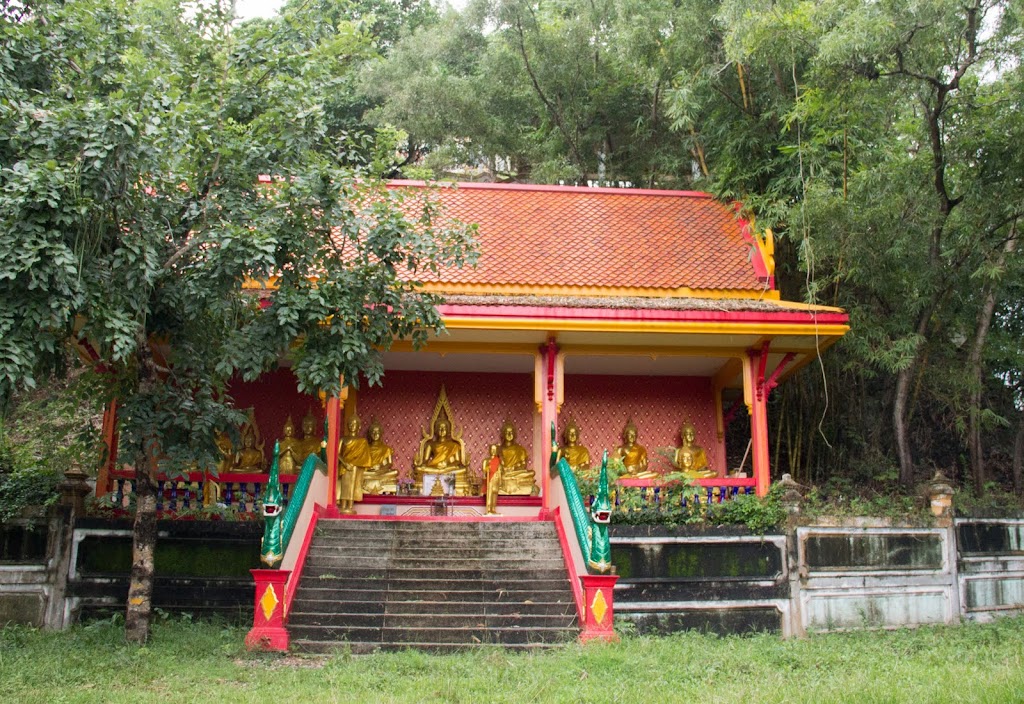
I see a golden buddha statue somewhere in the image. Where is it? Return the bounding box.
[337,414,371,514]
[277,416,302,475]
[497,420,538,495]
[214,430,234,476]
[361,418,398,495]
[483,444,501,515]
[412,386,471,496]
[673,421,716,479]
[294,411,323,464]
[614,419,657,479]
[232,415,266,472]
[560,419,592,475]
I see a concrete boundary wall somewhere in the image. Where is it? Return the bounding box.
[612,518,1024,637]
[792,525,959,634]
[4,515,1024,635]
[956,519,1024,623]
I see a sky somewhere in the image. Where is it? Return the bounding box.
[235,0,283,20]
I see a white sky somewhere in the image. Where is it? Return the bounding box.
[235,0,283,20]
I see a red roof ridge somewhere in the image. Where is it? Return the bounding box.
[386,179,714,200]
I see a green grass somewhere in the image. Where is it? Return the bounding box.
[2,616,1023,703]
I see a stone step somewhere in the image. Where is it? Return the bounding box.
[288,624,576,645]
[288,611,576,630]
[289,597,575,617]
[291,639,565,654]
[293,586,575,604]
[303,556,565,573]
[306,542,562,555]
[300,564,571,581]
[314,526,557,539]
[299,575,572,593]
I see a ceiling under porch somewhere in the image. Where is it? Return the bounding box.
[383,314,847,391]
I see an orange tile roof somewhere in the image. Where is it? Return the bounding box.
[389,181,768,293]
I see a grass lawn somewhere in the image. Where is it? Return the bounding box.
[2,616,1023,703]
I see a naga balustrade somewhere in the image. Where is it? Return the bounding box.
[549,423,619,642]
[107,469,299,515]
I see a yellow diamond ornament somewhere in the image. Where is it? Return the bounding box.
[590,588,608,626]
[259,583,279,622]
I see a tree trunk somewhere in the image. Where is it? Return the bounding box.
[125,330,163,644]
[967,232,1016,492]
[125,450,157,643]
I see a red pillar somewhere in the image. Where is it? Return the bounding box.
[94,399,118,498]
[748,347,771,497]
[246,568,291,651]
[539,338,560,511]
[579,574,620,642]
[323,391,342,518]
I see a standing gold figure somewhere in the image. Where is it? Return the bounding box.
[337,415,371,514]
[483,444,502,515]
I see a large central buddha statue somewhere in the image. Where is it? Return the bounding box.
[614,419,658,479]
[412,386,471,496]
[497,420,538,496]
[361,418,398,495]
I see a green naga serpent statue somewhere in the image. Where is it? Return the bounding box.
[550,423,612,573]
[260,442,285,567]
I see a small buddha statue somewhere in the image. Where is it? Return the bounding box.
[497,420,538,495]
[673,421,716,479]
[560,419,592,475]
[294,411,323,464]
[413,417,470,494]
[614,419,657,479]
[232,418,266,472]
[337,415,371,514]
[277,416,302,475]
[483,444,501,515]
[214,430,234,476]
[361,418,398,495]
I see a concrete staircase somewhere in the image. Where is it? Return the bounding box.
[288,519,579,652]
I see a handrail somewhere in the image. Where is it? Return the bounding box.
[280,452,325,551]
[549,423,613,574]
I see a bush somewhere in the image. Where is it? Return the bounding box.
[0,369,103,521]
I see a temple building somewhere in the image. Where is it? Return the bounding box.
[98,180,849,512]
[89,180,850,647]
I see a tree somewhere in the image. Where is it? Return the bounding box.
[0,0,475,642]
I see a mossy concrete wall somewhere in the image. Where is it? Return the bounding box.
[957,519,1024,622]
[0,516,61,628]
[66,518,262,624]
[612,518,1024,637]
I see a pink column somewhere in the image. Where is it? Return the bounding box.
[246,568,291,651]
